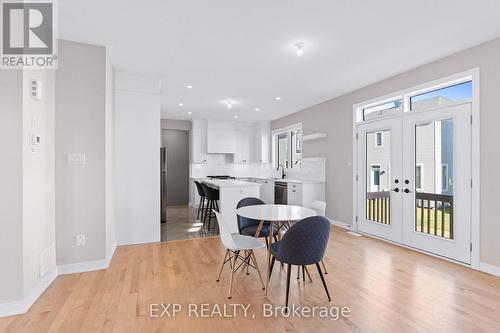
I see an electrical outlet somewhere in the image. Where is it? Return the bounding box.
[76,234,86,247]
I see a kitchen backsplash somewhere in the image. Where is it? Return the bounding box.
[190,155,326,182]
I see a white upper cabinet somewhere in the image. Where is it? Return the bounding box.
[254,122,271,164]
[234,122,254,164]
[191,118,207,163]
[207,120,236,153]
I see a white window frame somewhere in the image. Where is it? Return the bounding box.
[272,123,302,169]
[351,68,480,270]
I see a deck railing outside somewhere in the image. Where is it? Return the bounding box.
[365,191,454,239]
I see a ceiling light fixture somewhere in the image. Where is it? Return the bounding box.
[178,102,184,106]
[234,115,238,119]
[187,111,192,115]
[255,108,260,112]
[275,96,281,101]
[226,102,233,109]
[295,42,305,56]
[187,85,193,89]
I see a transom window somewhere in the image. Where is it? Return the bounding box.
[273,124,302,169]
[357,77,473,122]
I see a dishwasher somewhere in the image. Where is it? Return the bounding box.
[274,182,288,205]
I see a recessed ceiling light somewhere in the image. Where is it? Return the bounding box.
[187,111,192,115]
[275,97,281,101]
[179,103,184,106]
[187,85,193,89]
[226,102,233,109]
[255,108,260,112]
[234,115,238,119]
[295,42,305,56]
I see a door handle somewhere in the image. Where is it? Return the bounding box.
[392,188,400,193]
[404,188,412,194]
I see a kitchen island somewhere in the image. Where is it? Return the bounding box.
[201,179,261,233]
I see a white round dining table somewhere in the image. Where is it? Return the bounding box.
[236,204,317,293]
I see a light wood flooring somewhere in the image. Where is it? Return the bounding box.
[2,226,500,332]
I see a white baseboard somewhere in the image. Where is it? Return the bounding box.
[480,262,500,277]
[0,266,58,318]
[328,218,352,230]
[58,243,116,275]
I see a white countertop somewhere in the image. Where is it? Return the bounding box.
[191,177,325,185]
[248,177,325,184]
[202,179,261,188]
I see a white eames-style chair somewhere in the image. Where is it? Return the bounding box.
[214,211,266,299]
[310,201,329,274]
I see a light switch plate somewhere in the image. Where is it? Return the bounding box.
[68,153,86,165]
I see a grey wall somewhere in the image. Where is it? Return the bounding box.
[0,71,24,303]
[55,40,107,265]
[272,37,500,267]
[162,130,190,205]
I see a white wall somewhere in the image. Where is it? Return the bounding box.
[0,71,24,304]
[55,40,108,265]
[105,52,116,259]
[114,72,161,245]
[22,69,56,295]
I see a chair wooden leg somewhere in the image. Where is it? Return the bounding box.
[250,251,266,290]
[228,251,239,299]
[285,264,292,313]
[302,266,305,281]
[269,256,276,279]
[321,259,328,274]
[216,250,229,282]
[316,263,331,301]
[297,266,300,279]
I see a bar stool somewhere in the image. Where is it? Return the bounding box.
[201,183,220,230]
[194,181,206,221]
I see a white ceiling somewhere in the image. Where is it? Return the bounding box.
[59,0,500,122]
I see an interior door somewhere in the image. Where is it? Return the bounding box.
[401,103,472,264]
[357,117,403,243]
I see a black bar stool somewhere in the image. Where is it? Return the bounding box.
[201,183,220,230]
[194,181,206,221]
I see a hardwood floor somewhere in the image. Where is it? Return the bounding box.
[2,227,500,332]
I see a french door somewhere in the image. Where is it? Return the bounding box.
[357,103,472,264]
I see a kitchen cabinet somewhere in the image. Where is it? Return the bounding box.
[207,120,236,153]
[191,119,207,163]
[234,122,254,163]
[287,181,325,208]
[255,179,274,204]
[254,122,271,164]
[287,182,303,206]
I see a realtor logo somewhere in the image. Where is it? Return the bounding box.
[1,0,57,69]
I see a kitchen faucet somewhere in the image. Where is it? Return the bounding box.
[277,164,286,179]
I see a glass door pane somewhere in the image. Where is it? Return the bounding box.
[414,119,454,239]
[365,130,391,225]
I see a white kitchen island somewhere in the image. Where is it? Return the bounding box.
[202,179,261,233]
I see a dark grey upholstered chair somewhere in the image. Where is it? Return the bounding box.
[237,197,278,246]
[200,183,219,230]
[269,216,331,310]
[194,181,206,221]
